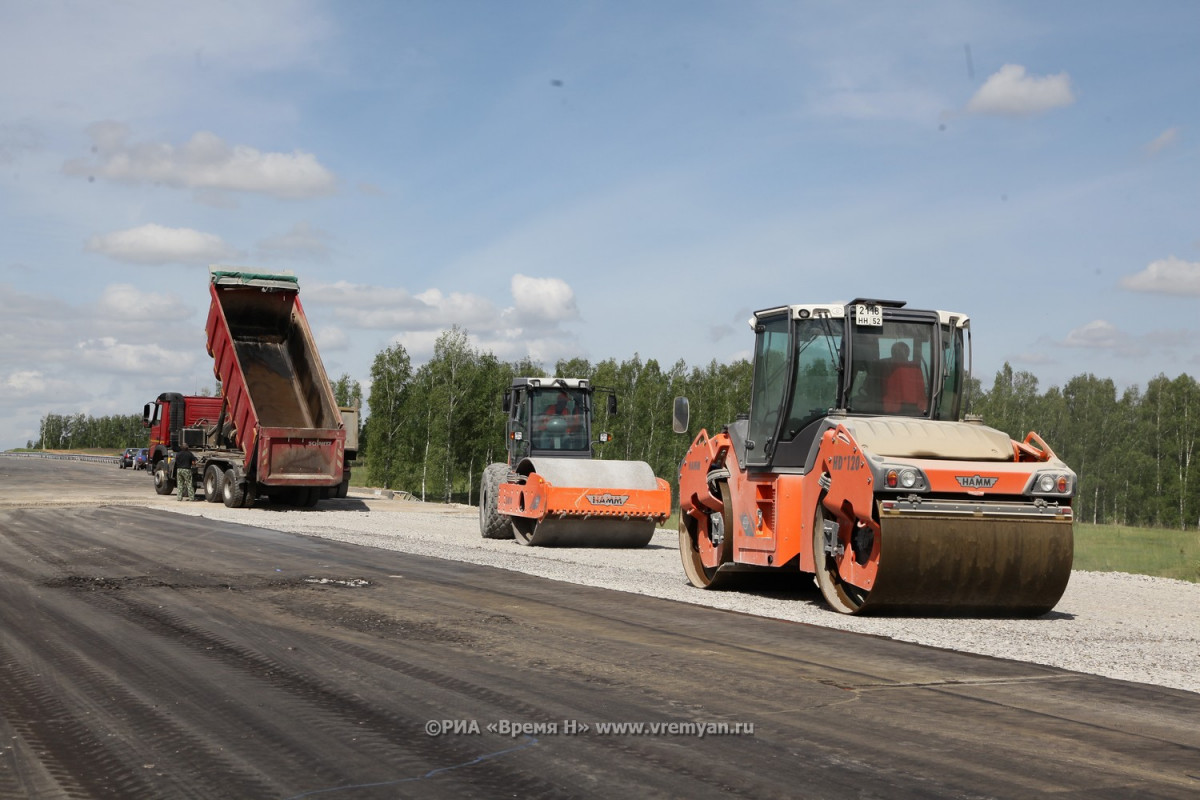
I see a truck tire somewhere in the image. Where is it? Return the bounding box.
[204,465,225,503]
[222,468,246,508]
[336,478,350,499]
[153,464,175,496]
[479,463,515,539]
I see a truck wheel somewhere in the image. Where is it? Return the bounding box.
[222,469,246,508]
[479,463,515,539]
[153,464,175,496]
[336,478,349,499]
[204,465,225,503]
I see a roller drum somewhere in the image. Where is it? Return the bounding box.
[512,457,661,548]
[861,514,1074,615]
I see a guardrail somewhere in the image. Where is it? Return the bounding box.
[0,452,121,465]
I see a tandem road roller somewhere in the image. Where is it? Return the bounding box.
[480,377,671,547]
[675,299,1075,615]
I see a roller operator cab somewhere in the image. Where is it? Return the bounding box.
[675,299,1076,615]
[501,377,615,462]
[479,377,671,547]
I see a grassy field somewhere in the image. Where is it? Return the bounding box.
[1073,522,1200,583]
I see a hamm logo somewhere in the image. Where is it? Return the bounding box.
[587,493,630,506]
[956,475,999,489]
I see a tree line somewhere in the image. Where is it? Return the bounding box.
[28,328,1200,530]
[361,328,1200,530]
[30,413,146,451]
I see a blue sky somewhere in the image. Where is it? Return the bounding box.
[1,1,1197,449]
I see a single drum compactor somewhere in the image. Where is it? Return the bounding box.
[480,377,671,547]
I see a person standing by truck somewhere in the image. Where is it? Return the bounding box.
[175,444,198,501]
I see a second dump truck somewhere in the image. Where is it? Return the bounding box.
[144,267,346,507]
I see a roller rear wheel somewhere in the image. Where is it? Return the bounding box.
[812,501,870,614]
[479,463,514,539]
[679,482,734,589]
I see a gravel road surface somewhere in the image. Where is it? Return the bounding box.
[157,488,1200,696]
[6,454,1197,695]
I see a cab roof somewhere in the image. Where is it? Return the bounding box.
[751,301,969,328]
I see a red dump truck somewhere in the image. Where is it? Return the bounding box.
[143,268,347,507]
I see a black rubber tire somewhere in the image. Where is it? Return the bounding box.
[336,478,349,499]
[153,464,175,496]
[221,468,246,508]
[479,463,514,539]
[204,465,225,503]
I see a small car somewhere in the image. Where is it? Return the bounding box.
[119,448,137,469]
[134,448,149,470]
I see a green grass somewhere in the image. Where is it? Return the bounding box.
[1073,522,1200,583]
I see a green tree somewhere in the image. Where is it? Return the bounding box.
[364,344,413,490]
[331,373,363,409]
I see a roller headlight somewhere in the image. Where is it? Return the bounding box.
[1033,472,1073,495]
[884,466,926,491]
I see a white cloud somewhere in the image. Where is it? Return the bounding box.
[86,223,238,265]
[63,123,337,200]
[1120,256,1200,296]
[310,276,583,336]
[510,274,579,324]
[305,276,586,367]
[1063,320,1123,349]
[966,64,1075,117]
[96,284,190,321]
[315,325,349,352]
[76,337,196,375]
[1144,126,1181,156]
[310,281,503,331]
[255,222,333,263]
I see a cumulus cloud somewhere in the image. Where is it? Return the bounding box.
[75,337,195,375]
[966,64,1075,117]
[96,284,191,321]
[1144,126,1181,156]
[86,223,238,265]
[315,325,349,352]
[63,122,337,200]
[306,275,585,365]
[255,222,333,263]
[310,276,582,334]
[1063,320,1123,350]
[1120,256,1200,296]
[510,274,579,323]
[0,370,60,401]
